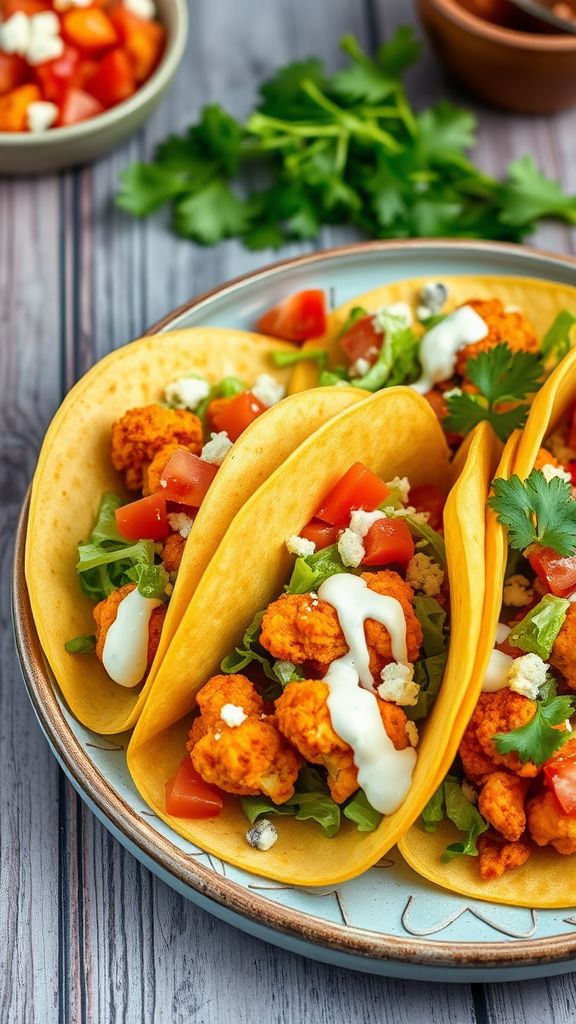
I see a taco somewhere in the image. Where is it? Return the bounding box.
[399,347,576,908]
[127,389,496,885]
[287,275,576,448]
[25,327,365,735]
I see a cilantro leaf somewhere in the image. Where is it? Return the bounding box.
[445,345,543,442]
[489,470,576,554]
[116,163,188,216]
[333,35,401,103]
[415,102,476,161]
[377,26,422,76]
[173,181,249,245]
[499,156,576,227]
[493,694,576,766]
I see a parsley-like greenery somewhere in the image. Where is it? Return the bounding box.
[488,470,576,555]
[116,30,576,248]
[444,345,543,442]
[493,692,576,766]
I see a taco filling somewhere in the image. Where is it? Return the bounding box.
[419,430,576,881]
[164,462,450,846]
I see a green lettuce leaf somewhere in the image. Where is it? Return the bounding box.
[352,326,420,392]
[421,783,445,832]
[286,543,349,595]
[403,515,446,568]
[541,310,576,365]
[75,494,156,603]
[413,596,447,658]
[343,789,382,831]
[220,610,303,696]
[408,652,448,721]
[195,376,246,421]
[64,634,97,654]
[507,594,569,659]
[441,776,488,860]
[126,563,169,600]
[241,766,341,837]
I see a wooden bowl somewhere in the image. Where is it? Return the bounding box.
[416,0,576,113]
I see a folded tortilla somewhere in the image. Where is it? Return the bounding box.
[127,390,495,885]
[399,347,576,908]
[25,327,364,735]
[288,275,576,394]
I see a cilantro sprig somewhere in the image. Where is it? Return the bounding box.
[493,692,576,766]
[488,470,576,555]
[444,345,543,442]
[116,31,576,248]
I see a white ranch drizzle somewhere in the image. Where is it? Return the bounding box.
[102,588,162,688]
[317,574,416,814]
[411,306,489,395]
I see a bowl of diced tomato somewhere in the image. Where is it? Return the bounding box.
[0,0,187,173]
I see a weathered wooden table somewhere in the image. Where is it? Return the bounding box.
[3,0,576,1019]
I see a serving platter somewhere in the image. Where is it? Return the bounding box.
[13,239,576,982]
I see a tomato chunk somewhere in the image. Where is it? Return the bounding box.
[300,519,340,550]
[362,518,415,567]
[84,48,135,108]
[567,461,576,487]
[159,448,218,507]
[35,45,80,103]
[115,492,169,541]
[544,756,576,815]
[211,390,267,442]
[0,83,40,131]
[108,7,165,82]
[315,463,390,527]
[257,289,327,343]
[409,484,446,533]
[0,53,28,96]
[58,87,103,126]
[165,756,224,819]
[528,546,576,599]
[1,0,48,14]
[62,8,118,51]
[340,314,381,366]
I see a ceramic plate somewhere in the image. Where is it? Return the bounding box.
[14,240,576,983]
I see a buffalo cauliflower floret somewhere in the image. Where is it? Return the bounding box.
[550,604,576,691]
[406,553,444,598]
[378,662,419,707]
[274,679,407,803]
[459,690,539,782]
[477,833,531,880]
[93,583,166,680]
[534,446,561,471]
[195,674,264,728]
[527,790,576,855]
[162,532,186,573]
[478,771,529,842]
[507,653,548,700]
[502,574,534,608]
[361,571,423,664]
[111,405,202,491]
[454,299,538,379]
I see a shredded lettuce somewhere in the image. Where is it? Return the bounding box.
[318,368,350,387]
[413,596,447,658]
[507,594,569,659]
[337,305,367,339]
[75,494,156,603]
[220,610,303,697]
[241,767,341,837]
[404,515,446,568]
[407,597,448,721]
[64,634,97,654]
[286,543,349,595]
[126,563,169,600]
[343,789,382,832]
[541,309,576,365]
[422,775,488,859]
[352,325,421,392]
[271,349,328,369]
[421,783,445,832]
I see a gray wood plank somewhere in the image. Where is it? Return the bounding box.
[484,976,576,1023]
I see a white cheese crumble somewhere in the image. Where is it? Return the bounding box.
[385,476,411,504]
[382,505,429,525]
[349,356,371,378]
[26,100,58,133]
[246,819,278,851]
[337,528,365,568]
[26,12,64,65]
[461,780,478,805]
[406,553,444,598]
[566,720,573,733]
[164,376,210,410]
[372,301,413,336]
[378,662,419,707]
[201,430,233,466]
[419,281,448,315]
[502,574,534,608]
[541,462,572,485]
[220,703,247,728]
[348,508,385,538]
[405,721,419,748]
[286,534,316,557]
[546,430,576,467]
[507,653,549,700]
[251,374,285,407]
[0,11,29,53]
[124,0,156,18]
[53,0,91,9]
[167,511,194,538]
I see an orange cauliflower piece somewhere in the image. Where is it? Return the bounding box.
[196,674,264,727]
[534,446,561,471]
[274,679,408,804]
[93,583,166,681]
[550,604,576,691]
[454,299,538,379]
[527,791,576,855]
[478,771,529,842]
[145,443,188,495]
[459,690,539,782]
[360,571,423,664]
[477,833,531,880]
[162,533,186,574]
[111,405,202,490]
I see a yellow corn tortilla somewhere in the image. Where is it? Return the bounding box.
[127,391,493,886]
[288,275,576,394]
[25,326,365,735]
[399,348,576,907]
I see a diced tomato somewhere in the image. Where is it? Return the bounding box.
[409,484,446,533]
[257,289,327,343]
[362,518,415,567]
[108,7,165,82]
[300,519,340,550]
[340,314,381,366]
[158,449,218,507]
[34,46,80,104]
[1,0,48,15]
[0,53,28,96]
[115,492,169,541]
[62,8,119,51]
[84,47,136,108]
[57,87,103,126]
[566,461,576,487]
[528,546,576,599]
[544,755,576,815]
[165,756,224,819]
[0,83,40,131]
[315,463,390,527]
[211,391,267,442]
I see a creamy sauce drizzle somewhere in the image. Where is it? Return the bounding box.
[481,623,513,693]
[102,588,162,688]
[317,574,415,815]
[411,306,489,394]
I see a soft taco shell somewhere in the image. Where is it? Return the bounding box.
[127,391,492,886]
[289,275,576,394]
[25,327,364,735]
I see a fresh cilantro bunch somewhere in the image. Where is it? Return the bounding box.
[489,470,576,554]
[116,30,576,248]
[444,345,543,442]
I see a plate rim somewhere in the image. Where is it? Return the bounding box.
[16,238,576,973]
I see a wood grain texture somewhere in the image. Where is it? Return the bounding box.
[2,0,576,1020]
